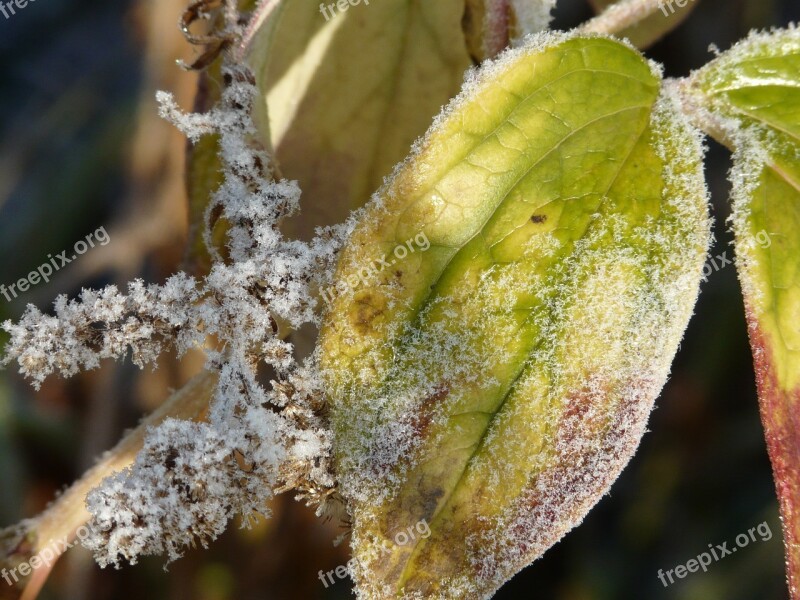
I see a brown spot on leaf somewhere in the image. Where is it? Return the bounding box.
[408,384,450,436]
[350,292,387,334]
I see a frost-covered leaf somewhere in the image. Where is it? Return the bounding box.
[320,32,709,598]
[241,0,473,237]
[463,0,556,60]
[589,0,698,48]
[684,26,800,599]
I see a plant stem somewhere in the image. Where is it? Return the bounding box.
[579,0,667,36]
[670,79,736,150]
[0,370,218,600]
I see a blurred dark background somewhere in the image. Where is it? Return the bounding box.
[0,0,798,599]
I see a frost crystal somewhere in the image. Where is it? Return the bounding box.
[509,0,557,41]
[1,63,352,566]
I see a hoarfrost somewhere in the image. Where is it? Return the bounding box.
[324,32,709,598]
[681,25,799,306]
[509,0,557,42]
[1,64,352,566]
[0,18,720,595]
[462,87,710,596]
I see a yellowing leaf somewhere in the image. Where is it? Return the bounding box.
[242,0,474,237]
[684,26,800,599]
[320,32,710,598]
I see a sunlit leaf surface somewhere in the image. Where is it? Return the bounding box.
[321,32,710,598]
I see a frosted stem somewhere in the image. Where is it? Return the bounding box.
[669,78,737,150]
[0,371,218,599]
[579,0,667,36]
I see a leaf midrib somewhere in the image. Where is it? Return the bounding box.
[393,101,655,589]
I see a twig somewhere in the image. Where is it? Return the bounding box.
[0,370,218,600]
[579,0,667,36]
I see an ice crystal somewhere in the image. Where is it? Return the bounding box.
[1,63,352,566]
[509,0,557,41]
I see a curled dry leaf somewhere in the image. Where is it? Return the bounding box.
[683,26,800,599]
[242,0,474,237]
[320,32,710,598]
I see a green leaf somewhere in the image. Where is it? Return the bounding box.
[684,26,800,599]
[242,0,474,237]
[320,32,709,598]
[589,0,699,48]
